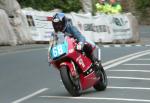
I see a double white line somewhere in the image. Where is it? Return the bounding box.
[103,49,150,70]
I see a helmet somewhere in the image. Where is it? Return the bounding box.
[52,13,66,32]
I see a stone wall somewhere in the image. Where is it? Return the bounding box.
[0,0,33,46]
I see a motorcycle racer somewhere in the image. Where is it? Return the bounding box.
[50,13,100,64]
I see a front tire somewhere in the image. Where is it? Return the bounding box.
[60,66,81,96]
[93,64,107,91]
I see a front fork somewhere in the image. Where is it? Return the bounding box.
[93,46,101,61]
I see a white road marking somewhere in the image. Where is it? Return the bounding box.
[104,50,150,70]
[123,64,150,66]
[108,69,150,73]
[146,45,150,47]
[108,76,150,81]
[136,58,150,61]
[40,96,150,102]
[108,86,150,90]
[103,45,110,48]
[102,49,150,67]
[60,86,150,90]
[114,45,121,47]
[135,45,142,47]
[12,88,48,103]
[125,45,132,47]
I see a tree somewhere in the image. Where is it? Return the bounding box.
[134,0,150,16]
[17,0,82,12]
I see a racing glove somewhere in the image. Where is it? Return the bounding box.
[76,42,84,51]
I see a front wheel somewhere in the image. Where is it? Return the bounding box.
[93,63,107,91]
[60,66,81,96]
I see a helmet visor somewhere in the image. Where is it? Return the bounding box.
[53,20,63,32]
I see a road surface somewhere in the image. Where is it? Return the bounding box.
[0,25,150,103]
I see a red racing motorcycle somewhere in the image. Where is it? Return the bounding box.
[48,32,107,96]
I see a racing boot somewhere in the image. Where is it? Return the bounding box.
[89,54,102,77]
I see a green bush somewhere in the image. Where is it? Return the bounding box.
[17,0,82,12]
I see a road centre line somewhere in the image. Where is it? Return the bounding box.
[103,50,150,70]
[12,88,48,103]
[108,69,150,73]
[102,49,150,67]
[108,76,150,81]
[40,96,150,102]
[123,64,150,66]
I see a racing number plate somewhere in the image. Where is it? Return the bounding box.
[50,44,67,59]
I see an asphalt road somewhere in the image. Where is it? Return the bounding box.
[0,25,150,103]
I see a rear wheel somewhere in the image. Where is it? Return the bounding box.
[93,63,107,91]
[60,66,81,96]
